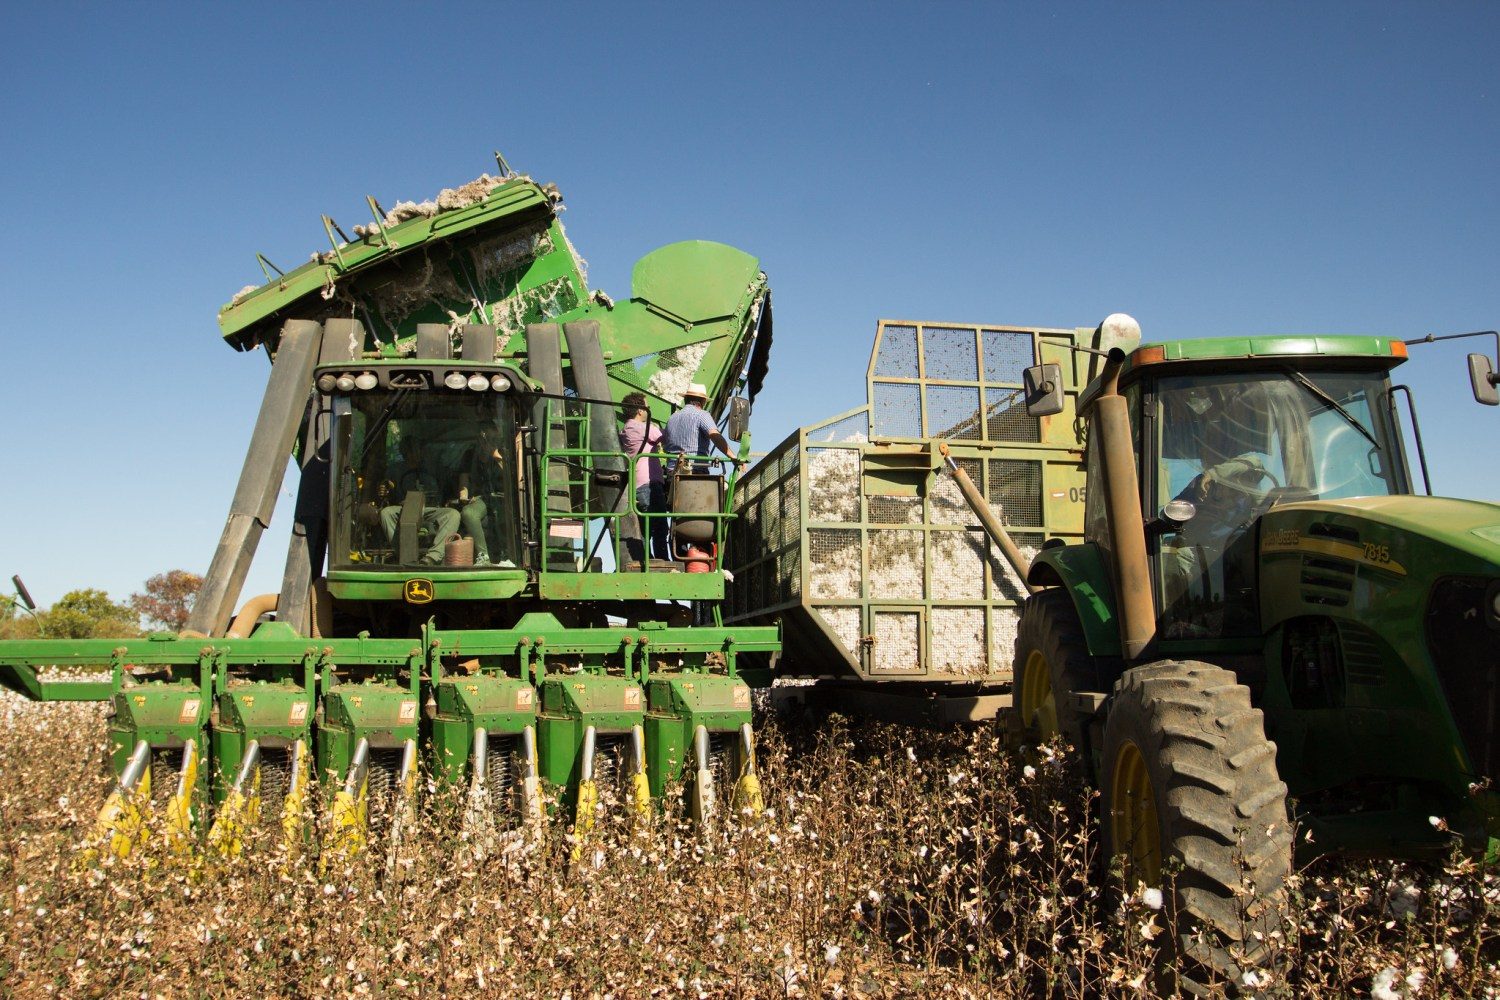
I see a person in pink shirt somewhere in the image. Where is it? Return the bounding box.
[618,392,669,562]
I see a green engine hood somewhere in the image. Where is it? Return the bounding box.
[1261,495,1500,575]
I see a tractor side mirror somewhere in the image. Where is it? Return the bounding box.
[1469,353,1499,406]
[725,396,752,440]
[1023,364,1064,417]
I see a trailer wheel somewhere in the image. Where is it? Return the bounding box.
[1012,589,1104,747]
[1102,660,1291,995]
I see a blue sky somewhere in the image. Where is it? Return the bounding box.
[2,3,1496,608]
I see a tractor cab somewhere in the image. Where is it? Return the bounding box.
[1113,354,1412,640]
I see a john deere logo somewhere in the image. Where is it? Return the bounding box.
[404,578,435,604]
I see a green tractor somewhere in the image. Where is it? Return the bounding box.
[0,161,779,863]
[1012,314,1500,986]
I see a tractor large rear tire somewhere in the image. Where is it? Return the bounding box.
[1012,589,1106,748]
[1101,660,1292,997]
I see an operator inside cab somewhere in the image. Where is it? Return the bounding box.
[379,433,460,565]
[333,393,522,570]
[1152,370,1402,639]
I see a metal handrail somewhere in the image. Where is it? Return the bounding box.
[538,445,736,573]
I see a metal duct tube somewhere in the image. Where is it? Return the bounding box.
[563,320,624,518]
[631,725,647,775]
[281,739,309,850]
[580,726,597,782]
[277,318,355,635]
[233,740,262,792]
[521,725,538,778]
[343,738,371,797]
[286,740,307,798]
[117,740,152,793]
[226,593,278,638]
[416,323,450,360]
[739,722,755,768]
[187,320,324,636]
[691,725,715,826]
[526,324,571,516]
[520,725,543,830]
[471,728,489,790]
[461,324,498,362]
[693,725,711,771]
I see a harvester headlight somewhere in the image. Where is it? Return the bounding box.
[353,372,378,391]
[444,371,468,390]
[490,374,511,392]
[467,374,489,391]
[316,374,337,394]
[335,374,356,393]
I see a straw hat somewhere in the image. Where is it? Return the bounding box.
[683,382,708,402]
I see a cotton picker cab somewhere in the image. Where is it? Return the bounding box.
[1012,314,1500,989]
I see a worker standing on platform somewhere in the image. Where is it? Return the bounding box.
[663,383,733,474]
[619,392,669,562]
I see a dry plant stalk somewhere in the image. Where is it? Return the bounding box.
[0,692,1496,998]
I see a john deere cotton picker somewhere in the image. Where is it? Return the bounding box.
[0,157,779,863]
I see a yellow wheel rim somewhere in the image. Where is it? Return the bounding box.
[1020,650,1059,740]
[1109,739,1162,888]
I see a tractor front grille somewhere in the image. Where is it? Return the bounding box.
[1427,577,1500,781]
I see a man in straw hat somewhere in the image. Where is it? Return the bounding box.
[662,382,735,474]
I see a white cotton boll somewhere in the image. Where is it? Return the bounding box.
[1141,887,1163,911]
[382,200,440,226]
[1371,967,1402,1000]
[436,174,505,211]
[648,341,712,403]
[814,607,862,656]
[929,606,986,677]
[1441,947,1458,971]
[806,442,864,523]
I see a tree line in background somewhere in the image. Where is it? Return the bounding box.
[0,570,203,639]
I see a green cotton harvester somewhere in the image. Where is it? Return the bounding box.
[0,157,779,863]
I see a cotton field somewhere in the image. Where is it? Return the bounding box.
[1,691,1498,998]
